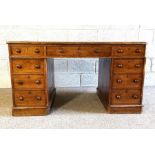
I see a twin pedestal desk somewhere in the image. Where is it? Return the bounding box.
[7,41,146,116]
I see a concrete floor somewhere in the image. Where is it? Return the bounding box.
[0,87,155,128]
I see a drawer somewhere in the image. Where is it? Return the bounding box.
[13,75,45,89]
[112,74,143,89]
[112,59,144,73]
[112,45,145,57]
[14,90,47,107]
[12,59,45,74]
[46,45,111,57]
[11,46,45,57]
[47,45,79,57]
[78,45,111,57]
[111,89,141,105]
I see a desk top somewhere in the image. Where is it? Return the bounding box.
[7,41,146,45]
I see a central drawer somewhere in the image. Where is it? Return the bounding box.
[12,59,45,74]
[14,90,47,107]
[13,74,45,89]
[47,45,79,57]
[46,45,111,57]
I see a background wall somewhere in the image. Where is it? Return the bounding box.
[0,25,155,88]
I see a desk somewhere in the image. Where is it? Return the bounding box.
[7,42,146,116]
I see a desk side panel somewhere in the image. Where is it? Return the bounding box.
[47,58,56,113]
[97,58,111,110]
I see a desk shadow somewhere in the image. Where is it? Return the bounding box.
[52,90,106,114]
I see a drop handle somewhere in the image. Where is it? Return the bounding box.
[132,95,138,99]
[16,64,22,69]
[34,49,40,53]
[35,64,40,69]
[18,81,24,85]
[135,49,141,53]
[117,64,123,68]
[36,96,42,100]
[116,95,121,99]
[35,80,41,84]
[133,79,139,83]
[117,49,124,53]
[16,49,21,53]
[19,96,24,101]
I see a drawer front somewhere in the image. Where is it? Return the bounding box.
[12,59,45,74]
[78,45,111,57]
[111,90,141,105]
[13,75,45,89]
[11,46,45,57]
[47,45,79,57]
[113,59,144,73]
[112,74,143,89]
[112,45,145,57]
[14,90,47,107]
[47,45,111,57]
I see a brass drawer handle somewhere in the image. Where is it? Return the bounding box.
[16,49,21,53]
[16,64,22,69]
[116,95,121,99]
[19,96,24,101]
[117,49,124,53]
[117,79,122,83]
[34,49,40,53]
[132,95,138,99]
[36,96,42,100]
[117,64,123,68]
[18,81,24,85]
[35,64,41,69]
[35,80,41,84]
[133,79,139,83]
[135,49,141,53]
[135,64,141,68]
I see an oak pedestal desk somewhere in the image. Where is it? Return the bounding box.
[7,41,146,116]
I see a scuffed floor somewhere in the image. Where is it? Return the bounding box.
[0,87,155,128]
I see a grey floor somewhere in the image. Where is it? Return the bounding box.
[0,87,155,128]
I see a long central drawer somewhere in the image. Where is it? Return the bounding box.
[46,45,111,57]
